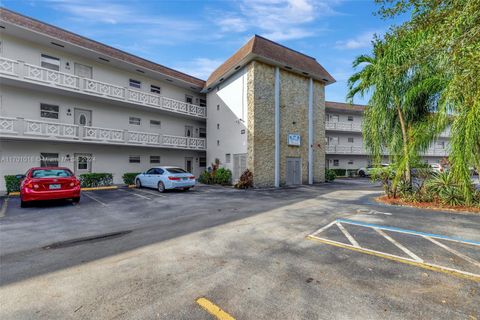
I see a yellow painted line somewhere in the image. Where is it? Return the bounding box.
[8,192,20,196]
[81,186,118,191]
[306,235,480,282]
[196,297,235,320]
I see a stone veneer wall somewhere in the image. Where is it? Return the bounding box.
[247,60,326,187]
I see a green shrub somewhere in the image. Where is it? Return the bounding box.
[331,169,347,177]
[235,169,253,189]
[122,172,141,185]
[214,168,232,185]
[325,169,336,182]
[79,173,113,188]
[4,175,22,193]
[198,171,214,184]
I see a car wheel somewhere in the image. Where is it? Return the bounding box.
[157,181,165,193]
[183,187,190,191]
[359,170,366,177]
[135,178,142,188]
[72,197,80,204]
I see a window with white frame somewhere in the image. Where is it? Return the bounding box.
[348,160,354,165]
[129,79,141,89]
[41,54,60,71]
[40,153,59,167]
[40,103,59,119]
[437,141,445,149]
[347,115,354,121]
[199,99,207,107]
[348,137,354,143]
[199,128,206,138]
[129,117,141,125]
[150,85,161,94]
[150,155,160,164]
[150,119,161,128]
[225,153,231,163]
[199,157,207,167]
[185,95,193,104]
[333,159,340,167]
[129,155,141,163]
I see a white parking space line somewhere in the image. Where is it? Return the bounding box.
[375,228,423,262]
[0,198,8,218]
[336,222,360,248]
[423,236,480,268]
[83,192,108,206]
[118,189,151,200]
[310,221,337,237]
[133,188,166,198]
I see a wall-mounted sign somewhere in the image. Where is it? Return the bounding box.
[288,134,301,146]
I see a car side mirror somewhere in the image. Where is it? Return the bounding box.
[15,174,26,179]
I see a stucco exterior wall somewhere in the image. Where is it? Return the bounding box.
[313,81,326,182]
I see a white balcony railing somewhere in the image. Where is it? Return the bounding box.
[326,145,367,154]
[0,57,207,119]
[325,121,362,132]
[0,117,206,150]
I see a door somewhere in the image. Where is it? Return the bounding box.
[185,125,193,137]
[185,157,193,173]
[74,153,92,175]
[74,108,92,126]
[233,153,247,181]
[286,158,301,185]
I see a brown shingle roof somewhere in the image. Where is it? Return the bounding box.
[325,101,366,112]
[0,8,205,88]
[205,35,335,89]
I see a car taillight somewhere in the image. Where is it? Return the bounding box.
[69,182,75,187]
[33,184,39,189]
[189,176,195,179]
[168,177,181,181]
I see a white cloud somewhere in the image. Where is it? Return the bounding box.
[175,58,224,80]
[335,31,380,50]
[213,0,341,41]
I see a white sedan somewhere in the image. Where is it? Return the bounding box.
[135,166,196,192]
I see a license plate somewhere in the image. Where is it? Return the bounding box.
[182,177,188,180]
[49,184,61,190]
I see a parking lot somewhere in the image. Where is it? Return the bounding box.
[0,180,479,319]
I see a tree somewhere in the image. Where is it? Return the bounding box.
[374,0,480,203]
[347,30,446,196]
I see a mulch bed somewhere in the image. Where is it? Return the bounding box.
[376,195,480,213]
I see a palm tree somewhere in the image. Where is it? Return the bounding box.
[347,31,446,195]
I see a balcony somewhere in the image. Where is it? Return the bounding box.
[0,57,207,119]
[325,121,361,132]
[326,145,367,154]
[0,117,206,150]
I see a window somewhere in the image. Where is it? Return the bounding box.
[217,140,220,146]
[150,85,161,94]
[199,99,207,107]
[225,153,231,163]
[348,160,354,165]
[77,156,88,170]
[129,155,141,163]
[217,104,220,111]
[329,114,339,122]
[129,79,141,89]
[74,63,92,78]
[347,115,354,121]
[241,129,245,134]
[185,95,193,104]
[150,120,161,128]
[40,153,59,167]
[217,123,220,130]
[41,54,60,71]
[348,137,354,143]
[333,159,339,167]
[437,141,445,149]
[150,155,161,164]
[199,157,207,167]
[129,117,141,125]
[199,128,206,138]
[40,103,59,119]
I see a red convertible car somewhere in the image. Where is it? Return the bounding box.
[17,167,81,207]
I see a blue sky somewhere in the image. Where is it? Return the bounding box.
[3,0,405,104]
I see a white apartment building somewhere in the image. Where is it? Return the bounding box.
[0,9,208,190]
[325,101,450,173]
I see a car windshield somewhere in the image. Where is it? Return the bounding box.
[167,168,187,174]
[31,169,72,178]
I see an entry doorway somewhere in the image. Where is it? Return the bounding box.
[286,157,302,185]
[185,157,193,173]
[74,153,92,175]
[185,125,193,137]
[74,108,92,126]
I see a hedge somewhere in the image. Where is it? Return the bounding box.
[331,169,347,177]
[198,168,232,185]
[122,172,141,185]
[4,175,22,193]
[79,173,113,188]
